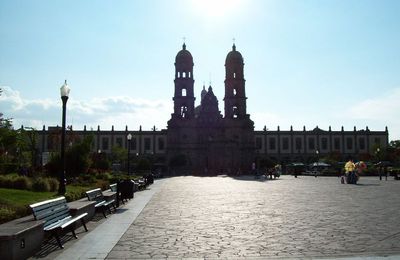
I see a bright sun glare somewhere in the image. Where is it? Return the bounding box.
[189,0,245,20]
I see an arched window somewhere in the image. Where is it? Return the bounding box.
[232,106,238,118]
[183,71,186,78]
[233,72,236,78]
[188,71,191,78]
[182,88,187,96]
[181,106,188,118]
[233,88,237,96]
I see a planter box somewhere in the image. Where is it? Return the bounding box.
[0,215,44,260]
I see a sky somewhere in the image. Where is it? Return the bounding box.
[0,0,399,140]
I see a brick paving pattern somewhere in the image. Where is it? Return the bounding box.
[107,176,400,259]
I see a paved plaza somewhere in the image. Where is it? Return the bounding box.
[48,175,400,259]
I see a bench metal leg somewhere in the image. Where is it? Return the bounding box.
[54,232,64,249]
[81,218,88,232]
[102,207,107,218]
[71,228,78,239]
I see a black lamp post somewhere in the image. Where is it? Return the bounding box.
[127,133,132,175]
[315,149,319,178]
[375,147,380,162]
[58,80,70,195]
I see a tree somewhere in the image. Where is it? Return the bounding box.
[17,127,39,171]
[0,97,18,173]
[46,135,94,178]
[387,140,400,165]
[389,140,400,149]
[136,157,151,173]
[110,145,127,164]
[0,88,13,129]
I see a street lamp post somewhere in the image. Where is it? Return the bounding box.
[127,133,132,175]
[58,80,70,195]
[375,147,381,161]
[315,149,319,178]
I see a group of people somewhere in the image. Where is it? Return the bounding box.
[343,159,366,184]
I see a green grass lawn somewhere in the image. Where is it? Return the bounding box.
[0,184,99,224]
[0,188,58,224]
[0,188,57,207]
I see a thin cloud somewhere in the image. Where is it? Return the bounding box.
[346,88,400,121]
[337,87,400,140]
[1,85,398,139]
[0,85,171,130]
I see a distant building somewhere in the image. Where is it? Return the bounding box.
[35,44,389,174]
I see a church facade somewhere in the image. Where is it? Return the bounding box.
[166,43,254,174]
[34,44,389,174]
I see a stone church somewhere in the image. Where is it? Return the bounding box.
[167,43,255,174]
[34,43,389,175]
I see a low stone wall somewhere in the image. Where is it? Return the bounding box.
[0,215,44,260]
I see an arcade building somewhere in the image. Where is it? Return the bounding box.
[35,44,389,174]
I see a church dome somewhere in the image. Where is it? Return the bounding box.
[200,86,220,115]
[225,44,243,64]
[175,43,193,64]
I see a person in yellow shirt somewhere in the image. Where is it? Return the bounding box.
[344,159,357,184]
[344,159,355,173]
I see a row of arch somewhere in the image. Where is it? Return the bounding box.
[176,71,192,78]
[178,105,240,119]
[178,87,239,97]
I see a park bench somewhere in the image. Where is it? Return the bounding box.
[109,183,117,192]
[135,178,147,191]
[29,197,88,249]
[108,182,127,205]
[85,188,116,218]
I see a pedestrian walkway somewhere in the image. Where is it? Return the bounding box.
[52,179,165,259]
[34,175,400,259]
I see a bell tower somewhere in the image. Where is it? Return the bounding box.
[172,43,195,119]
[224,43,247,119]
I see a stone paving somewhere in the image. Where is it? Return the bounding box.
[107,175,400,259]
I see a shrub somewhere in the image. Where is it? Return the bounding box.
[47,178,59,192]
[96,172,112,181]
[0,175,14,189]
[32,177,50,192]
[65,186,87,202]
[0,205,29,224]
[0,163,19,175]
[0,207,15,224]
[13,176,32,190]
[79,173,96,185]
[95,180,109,191]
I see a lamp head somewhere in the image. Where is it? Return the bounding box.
[60,80,70,98]
[127,133,132,140]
